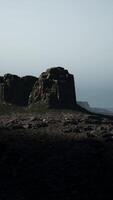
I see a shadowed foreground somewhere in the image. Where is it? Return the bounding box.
[0,129,113,200]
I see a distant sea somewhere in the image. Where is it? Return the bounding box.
[76,88,113,109]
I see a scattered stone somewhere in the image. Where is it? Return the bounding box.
[23,124,31,129]
[0,112,112,140]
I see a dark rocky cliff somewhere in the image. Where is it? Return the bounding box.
[0,74,37,106]
[29,67,77,109]
[0,67,77,109]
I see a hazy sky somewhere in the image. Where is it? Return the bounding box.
[0,0,113,107]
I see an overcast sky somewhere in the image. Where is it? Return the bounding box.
[0,0,113,107]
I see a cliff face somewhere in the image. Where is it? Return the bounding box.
[0,74,37,106]
[0,67,76,109]
[29,67,76,109]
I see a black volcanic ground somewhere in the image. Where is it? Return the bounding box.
[0,110,113,199]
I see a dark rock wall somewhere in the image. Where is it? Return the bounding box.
[29,67,76,109]
[0,67,76,108]
[3,74,21,105]
[0,74,37,106]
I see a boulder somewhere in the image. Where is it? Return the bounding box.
[29,67,77,109]
[0,74,37,106]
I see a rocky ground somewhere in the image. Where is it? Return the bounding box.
[0,110,113,199]
[1,111,113,140]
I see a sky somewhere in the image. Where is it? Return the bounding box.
[0,0,113,107]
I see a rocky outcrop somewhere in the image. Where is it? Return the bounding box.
[0,67,77,109]
[29,67,76,109]
[0,74,37,106]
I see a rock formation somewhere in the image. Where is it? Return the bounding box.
[0,74,37,106]
[0,67,77,109]
[29,67,77,109]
